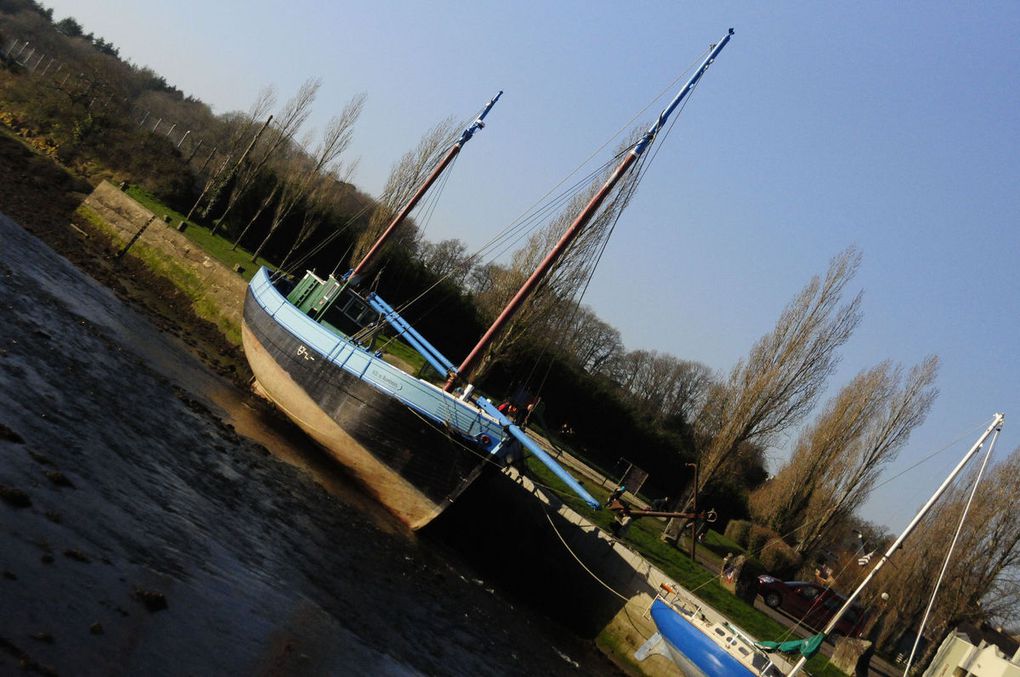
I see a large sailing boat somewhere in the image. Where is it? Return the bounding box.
[240,30,736,529]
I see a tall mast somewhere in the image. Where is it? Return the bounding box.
[446,29,734,390]
[348,91,503,282]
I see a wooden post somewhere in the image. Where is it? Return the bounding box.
[185,138,203,162]
[687,462,699,562]
[116,215,156,260]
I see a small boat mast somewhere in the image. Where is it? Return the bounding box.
[786,412,1005,676]
[445,29,735,392]
[347,91,504,283]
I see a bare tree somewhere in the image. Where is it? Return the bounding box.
[419,238,473,283]
[195,87,276,199]
[468,139,642,375]
[465,261,503,296]
[605,349,714,424]
[562,306,624,374]
[250,92,364,261]
[795,356,938,556]
[278,166,357,271]
[869,445,1020,665]
[749,365,889,538]
[350,117,460,266]
[750,356,938,557]
[695,247,864,493]
[210,78,320,233]
[231,176,281,251]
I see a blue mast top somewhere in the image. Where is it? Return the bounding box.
[633,28,734,157]
[458,90,504,145]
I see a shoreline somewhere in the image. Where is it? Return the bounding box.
[0,129,252,391]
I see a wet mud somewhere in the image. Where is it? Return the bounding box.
[0,212,619,675]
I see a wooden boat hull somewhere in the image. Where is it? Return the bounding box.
[241,272,497,529]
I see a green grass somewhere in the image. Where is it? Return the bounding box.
[701,529,747,559]
[75,204,243,344]
[375,333,428,374]
[93,189,438,364]
[124,185,275,281]
[523,456,846,676]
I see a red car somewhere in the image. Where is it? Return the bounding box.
[757,576,869,638]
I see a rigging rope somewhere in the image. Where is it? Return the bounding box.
[301,52,714,328]
[398,47,714,308]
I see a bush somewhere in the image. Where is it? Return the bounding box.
[747,524,780,556]
[759,537,803,579]
[724,519,752,548]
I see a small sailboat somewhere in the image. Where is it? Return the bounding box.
[241,29,736,529]
[637,414,1005,676]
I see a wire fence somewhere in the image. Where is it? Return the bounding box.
[2,34,227,176]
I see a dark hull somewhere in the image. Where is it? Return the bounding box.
[242,286,488,529]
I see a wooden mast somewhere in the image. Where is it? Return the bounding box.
[446,29,734,391]
[348,91,503,282]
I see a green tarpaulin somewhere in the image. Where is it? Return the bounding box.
[756,633,826,658]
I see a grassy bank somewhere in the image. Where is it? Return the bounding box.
[124,186,275,282]
[92,188,427,371]
[75,203,244,346]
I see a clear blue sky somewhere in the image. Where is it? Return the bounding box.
[39,0,1020,534]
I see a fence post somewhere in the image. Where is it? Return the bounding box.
[116,215,157,260]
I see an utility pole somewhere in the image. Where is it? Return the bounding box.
[686,463,699,562]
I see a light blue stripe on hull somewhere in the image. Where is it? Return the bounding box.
[248,267,504,449]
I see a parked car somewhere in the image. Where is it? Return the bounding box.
[757,576,869,638]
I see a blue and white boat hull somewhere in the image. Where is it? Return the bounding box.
[639,598,787,677]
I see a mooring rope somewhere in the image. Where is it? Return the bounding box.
[541,508,631,602]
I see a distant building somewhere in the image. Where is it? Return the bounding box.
[924,623,1020,677]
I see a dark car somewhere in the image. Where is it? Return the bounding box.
[757,576,869,638]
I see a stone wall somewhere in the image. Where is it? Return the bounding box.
[81,181,247,338]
